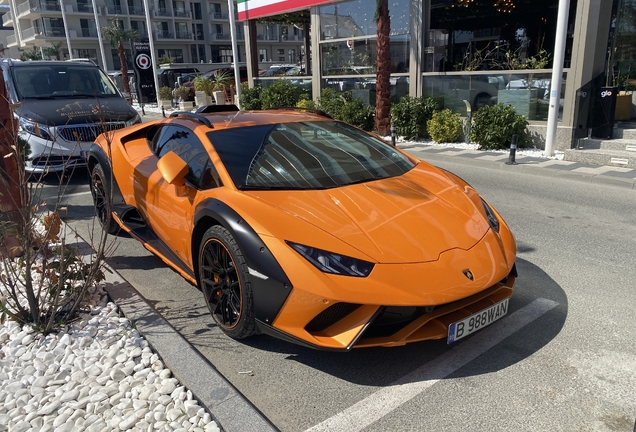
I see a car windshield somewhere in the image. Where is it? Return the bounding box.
[207,121,416,190]
[12,64,120,99]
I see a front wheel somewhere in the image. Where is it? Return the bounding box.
[90,163,119,235]
[198,225,256,339]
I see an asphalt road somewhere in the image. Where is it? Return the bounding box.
[44,152,636,432]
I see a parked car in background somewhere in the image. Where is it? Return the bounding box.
[2,59,140,173]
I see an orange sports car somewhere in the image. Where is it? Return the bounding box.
[88,106,517,351]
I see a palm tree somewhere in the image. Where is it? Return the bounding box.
[102,20,139,94]
[42,41,63,60]
[374,0,391,135]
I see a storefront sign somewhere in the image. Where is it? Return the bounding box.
[131,39,156,103]
[237,0,333,21]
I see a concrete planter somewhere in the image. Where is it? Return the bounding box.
[195,91,213,107]
[159,99,173,109]
[178,101,195,111]
[213,91,226,105]
[615,93,632,121]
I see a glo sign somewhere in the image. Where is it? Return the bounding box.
[237,0,333,21]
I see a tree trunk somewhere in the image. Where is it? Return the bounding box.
[118,42,131,94]
[375,0,391,136]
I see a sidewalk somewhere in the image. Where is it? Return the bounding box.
[399,143,636,190]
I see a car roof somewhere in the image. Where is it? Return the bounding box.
[167,108,332,130]
[6,60,98,68]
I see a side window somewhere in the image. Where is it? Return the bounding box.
[152,125,221,189]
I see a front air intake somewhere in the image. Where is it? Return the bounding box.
[305,303,361,333]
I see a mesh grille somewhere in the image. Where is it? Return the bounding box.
[58,122,127,142]
[305,303,361,333]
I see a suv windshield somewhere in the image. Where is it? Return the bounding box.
[12,64,119,99]
[207,121,415,190]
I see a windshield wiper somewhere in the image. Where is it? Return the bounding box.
[21,96,54,100]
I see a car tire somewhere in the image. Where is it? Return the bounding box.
[90,163,119,235]
[198,225,256,339]
[474,93,492,110]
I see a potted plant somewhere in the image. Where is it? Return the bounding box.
[173,86,194,110]
[158,86,173,109]
[193,76,214,106]
[212,70,234,105]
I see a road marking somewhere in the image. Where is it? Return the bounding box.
[305,298,559,432]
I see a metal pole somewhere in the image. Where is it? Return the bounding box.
[544,0,571,156]
[506,134,518,165]
[227,0,242,107]
[142,0,161,104]
[59,0,73,59]
[391,125,397,146]
[92,0,108,70]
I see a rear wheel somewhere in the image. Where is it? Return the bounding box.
[90,163,119,235]
[198,225,256,339]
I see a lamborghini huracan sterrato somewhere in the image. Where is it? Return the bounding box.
[88,106,517,351]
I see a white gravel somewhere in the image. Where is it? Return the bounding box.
[0,283,220,432]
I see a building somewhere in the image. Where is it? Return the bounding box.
[1,0,304,72]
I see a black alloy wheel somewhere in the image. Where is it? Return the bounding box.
[90,163,119,235]
[199,225,255,339]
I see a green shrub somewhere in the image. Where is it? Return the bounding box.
[239,84,262,110]
[260,79,303,109]
[470,102,528,149]
[296,98,317,109]
[193,76,215,96]
[173,86,191,102]
[317,88,374,131]
[390,96,441,139]
[427,109,463,143]
[158,86,173,101]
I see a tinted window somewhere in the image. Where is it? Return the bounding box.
[207,121,415,190]
[153,125,220,189]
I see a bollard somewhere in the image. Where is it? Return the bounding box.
[391,125,397,147]
[505,134,518,165]
[161,105,166,118]
[140,103,145,116]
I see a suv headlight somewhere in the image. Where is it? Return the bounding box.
[126,113,142,126]
[287,241,374,277]
[19,118,54,141]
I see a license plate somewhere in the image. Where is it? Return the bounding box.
[447,298,509,344]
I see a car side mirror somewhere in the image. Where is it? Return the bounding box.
[157,151,188,186]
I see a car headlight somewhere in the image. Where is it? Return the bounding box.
[287,241,374,277]
[19,118,54,141]
[126,113,142,126]
[481,198,500,233]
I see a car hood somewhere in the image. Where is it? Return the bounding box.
[247,164,491,264]
[15,98,137,125]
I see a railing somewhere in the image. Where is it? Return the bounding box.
[76,4,93,12]
[21,0,61,13]
[211,33,230,40]
[80,27,98,37]
[212,12,228,19]
[174,10,190,18]
[153,8,171,17]
[2,13,12,25]
[155,31,174,39]
[175,31,193,39]
[106,5,123,14]
[7,34,16,46]
[128,6,144,15]
[420,69,568,121]
[43,27,65,37]
[21,26,39,39]
[257,34,279,41]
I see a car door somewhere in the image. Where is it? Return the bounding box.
[135,123,221,268]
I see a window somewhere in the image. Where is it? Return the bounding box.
[259,49,267,62]
[214,24,223,35]
[281,26,288,41]
[288,49,296,64]
[156,49,183,63]
[277,49,284,55]
[151,125,220,189]
[211,45,234,62]
[111,48,133,69]
[193,23,204,40]
[190,2,202,19]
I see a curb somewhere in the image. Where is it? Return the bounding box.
[400,145,636,190]
[102,266,278,432]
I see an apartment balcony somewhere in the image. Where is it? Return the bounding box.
[105,4,124,14]
[281,34,303,42]
[75,3,94,13]
[155,30,174,39]
[2,12,12,26]
[20,26,66,43]
[175,31,193,40]
[174,10,190,18]
[78,27,98,38]
[211,12,228,20]
[153,8,171,17]
[211,33,230,41]
[7,33,17,47]
[17,0,61,18]
[128,6,145,15]
[256,34,279,42]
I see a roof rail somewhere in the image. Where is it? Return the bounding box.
[169,111,213,128]
[268,107,333,119]
[195,104,239,114]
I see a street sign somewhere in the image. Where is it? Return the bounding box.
[132,39,156,103]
